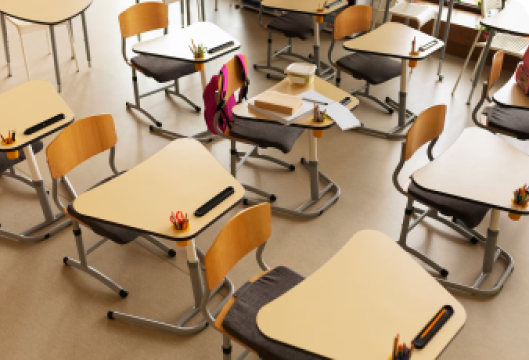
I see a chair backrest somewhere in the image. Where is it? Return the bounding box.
[119,2,169,39]
[481,0,502,18]
[334,5,372,41]
[486,51,504,98]
[217,55,248,103]
[403,105,446,161]
[46,114,118,180]
[204,203,272,291]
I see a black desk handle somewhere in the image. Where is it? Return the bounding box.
[195,186,235,217]
[24,113,65,135]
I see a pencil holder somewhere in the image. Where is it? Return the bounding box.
[313,129,324,138]
[1,139,18,160]
[316,15,324,23]
[509,199,528,221]
[316,8,325,13]
[409,52,419,68]
[170,211,191,231]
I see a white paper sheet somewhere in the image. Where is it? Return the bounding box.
[326,102,362,130]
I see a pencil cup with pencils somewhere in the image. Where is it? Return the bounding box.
[389,334,414,360]
[313,104,327,138]
[1,130,18,160]
[170,211,190,231]
[189,40,207,60]
[409,37,419,68]
[509,184,529,221]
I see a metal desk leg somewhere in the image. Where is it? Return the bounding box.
[107,238,234,335]
[467,29,495,105]
[49,26,62,92]
[81,12,91,67]
[313,17,321,77]
[187,0,192,26]
[0,144,72,243]
[437,209,514,297]
[1,12,11,76]
[201,0,206,21]
[383,0,391,23]
[437,0,455,81]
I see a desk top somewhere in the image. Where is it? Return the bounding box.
[493,72,529,110]
[261,0,348,16]
[413,127,529,214]
[343,23,444,60]
[0,0,92,25]
[72,139,245,241]
[132,22,241,64]
[257,230,466,360]
[232,77,359,129]
[481,0,529,36]
[0,80,74,152]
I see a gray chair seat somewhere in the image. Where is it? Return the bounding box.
[222,266,327,360]
[131,54,196,83]
[409,181,489,229]
[230,116,304,154]
[68,172,142,245]
[484,106,529,139]
[336,53,401,85]
[0,140,43,174]
[267,13,314,40]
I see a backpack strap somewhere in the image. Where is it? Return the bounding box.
[235,54,250,102]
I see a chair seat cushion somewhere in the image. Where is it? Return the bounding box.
[230,117,304,154]
[336,53,401,85]
[68,172,142,245]
[484,106,529,139]
[131,54,196,83]
[267,13,314,40]
[222,266,326,360]
[0,140,43,174]
[408,181,489,229]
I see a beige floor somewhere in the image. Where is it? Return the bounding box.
[0,0,527,359]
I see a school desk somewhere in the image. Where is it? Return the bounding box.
[493,72,529,110]
[0,80,73,243]
[343,22,443,140]
[71,138,245,335]
[0,0,92,92]
[412,127,529,296]
[232,76,359,219]
[257,229,466,359]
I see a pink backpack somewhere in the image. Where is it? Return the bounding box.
[203,54,249,135]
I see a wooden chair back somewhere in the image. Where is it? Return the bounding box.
[217,55,248,103]
[334,5,372,41]
[403,105,446,161]
[204,203,272,291]
[46,114,118,179]
[119,2,169,39]
[487,51,504,98]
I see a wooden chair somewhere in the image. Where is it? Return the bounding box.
[119,2,209,141]
[46,114,176,298]
[199,203,315,359]
[6,17,78,80]
[135,0,186,29]
[472,51,527,139]
[213,55,304,205]
[373,0,438,34]
[393,105,489,278]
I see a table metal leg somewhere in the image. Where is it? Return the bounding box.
[49,26,62,92]
[187,0,192,26]
[437,0,455,81]
[107,238,234,335]
[313,17,321,77]
[1,12,11,76]
[201,0,206,21]
[81,12,91,67]
[467,29,495,105]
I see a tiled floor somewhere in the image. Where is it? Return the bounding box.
[0,0,527,359]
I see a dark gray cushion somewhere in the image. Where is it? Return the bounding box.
[337,53,401,85]
[68,172,143,245]
[131,54,196,83]
[409,181,489,229]
[484,106,529,139]
[0,140,43,174]
[267,13,314,40]
[223,266,327,360]
[230,116,304,154]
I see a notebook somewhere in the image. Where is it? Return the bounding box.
[253,91,302,115]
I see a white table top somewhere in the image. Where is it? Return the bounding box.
[413,127,529,214]
[481,0,529,36]
[493,72,529,110]
[257,230,466,360]
[132,22,241,64]
[0,0,92,25]
[0,80,74,152]
[343,22,444,60]
[72,139,245,241]
[261,0,348,16]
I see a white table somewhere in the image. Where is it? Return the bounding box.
[258,230,466,359]
[412,127,529,296]
[0,0,93,92]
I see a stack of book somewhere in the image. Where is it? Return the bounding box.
[248,91,314,125]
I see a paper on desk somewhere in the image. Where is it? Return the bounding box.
[326,102,362,130]
[297,90,335,111]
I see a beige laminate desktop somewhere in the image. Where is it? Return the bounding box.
[493,73,529,110]
[257,230,466,360]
